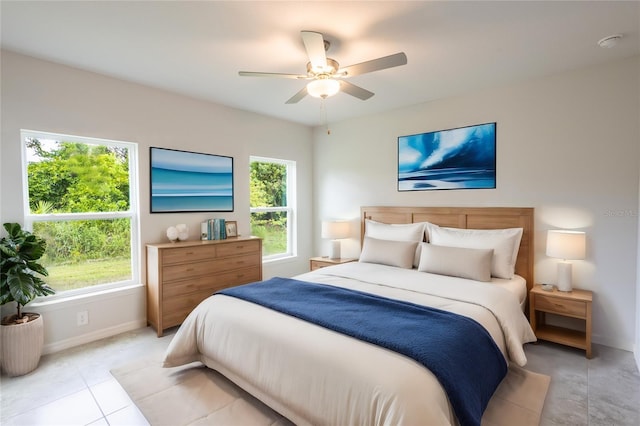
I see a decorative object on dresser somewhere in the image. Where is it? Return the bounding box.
[166,226,179,242]
[166,224,189,242]
[321,220,350,259]
[176,224,189,241]
[201,218,227,240]
[309,256,356,271]
[529,284,593,358]
[225,221,238,238]
[146,236,262,336]
[546,230,586,292]
[150,147,234,213]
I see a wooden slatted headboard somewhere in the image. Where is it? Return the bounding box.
[360,206,535,295]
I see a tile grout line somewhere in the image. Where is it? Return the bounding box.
[79,363,109,425]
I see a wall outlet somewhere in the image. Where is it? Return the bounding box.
[77,310,89,326]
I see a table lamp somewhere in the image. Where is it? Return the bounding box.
[546,230,586,292]
[321,221,350,259]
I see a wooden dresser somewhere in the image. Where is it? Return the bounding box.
[146,236,262,336]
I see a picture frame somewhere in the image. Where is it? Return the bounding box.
[225,221,238,238]
[397,122,496,191]
[150,147,234,213]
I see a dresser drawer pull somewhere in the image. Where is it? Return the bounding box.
[237,274,245,278]
[236,245,244,249]
[236,261,245,265]
[186,268,194,272]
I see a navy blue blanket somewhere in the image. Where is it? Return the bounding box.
[219,277,507,426]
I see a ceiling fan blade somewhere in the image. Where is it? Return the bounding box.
[239,71,306,79]
[340,52,407,77]
[339,80,374,101]
[301,31,327,71]
[285,86,308,104]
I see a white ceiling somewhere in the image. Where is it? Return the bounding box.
[2,1,638,127]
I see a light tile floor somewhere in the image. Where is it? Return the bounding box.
[1,326,639,425]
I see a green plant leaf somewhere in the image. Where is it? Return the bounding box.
[1,222,54,314]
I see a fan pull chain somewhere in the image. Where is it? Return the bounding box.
[320,98,331,135]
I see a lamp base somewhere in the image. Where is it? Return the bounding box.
[329,240,341,259]
[556,261,573,292]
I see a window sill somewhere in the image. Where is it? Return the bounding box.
[262,255,298,265]
[30,283,145,309]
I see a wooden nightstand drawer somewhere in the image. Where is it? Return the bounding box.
[535,294,586,318]
[310,257,356,271]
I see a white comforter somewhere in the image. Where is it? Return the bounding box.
[163,262,536,425]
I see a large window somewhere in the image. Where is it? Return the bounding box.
[22,130,139,298]
[249,156,296,260]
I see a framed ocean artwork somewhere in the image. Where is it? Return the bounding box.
[397,122,496,191]
[150,147,234,213]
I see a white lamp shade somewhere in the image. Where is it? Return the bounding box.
[546,230,586,260]
[307,79,340,99]
[321,221,350,240]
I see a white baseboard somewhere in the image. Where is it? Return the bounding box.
[592,333,634,352]
[43,319,148,355]
[635,344,640,373]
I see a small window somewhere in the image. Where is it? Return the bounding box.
[249,156,296,260]
[22,130,139,298]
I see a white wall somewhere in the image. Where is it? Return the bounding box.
[313,56,640,351]
[637,109,640,371]
[1,50,314,352]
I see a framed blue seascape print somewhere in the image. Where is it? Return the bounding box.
[397,122,496,191]
[150,147,234,213]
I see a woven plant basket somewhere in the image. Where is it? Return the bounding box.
[1,313,44,377]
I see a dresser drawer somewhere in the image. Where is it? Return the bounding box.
[213,253,261,273]
[311,261,329,271]
[213,266,261,288]
[162,289,214,327]
[162,245,217,265]
[163,253,258,281]
[535,294,586,318]
[163,275,217,298]
[216,240,260,257]
[163,259,219,282]
[163,266,261,299]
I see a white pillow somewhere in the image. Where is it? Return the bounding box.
[365,219,425,267]
[417,243,493,282]
[427,224,523,279]
[359,237,418,269]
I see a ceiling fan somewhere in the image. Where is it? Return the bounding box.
[238,31,407,104]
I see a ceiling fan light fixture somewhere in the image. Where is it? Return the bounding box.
[307,78,340,99]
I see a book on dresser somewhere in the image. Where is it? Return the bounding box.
[146,236,262,336]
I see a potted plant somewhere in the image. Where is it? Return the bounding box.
[0,222,55,376]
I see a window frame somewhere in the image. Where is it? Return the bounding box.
[21,129,140,300]
[249,155,297,262]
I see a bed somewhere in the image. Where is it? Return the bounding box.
[163,206,537,426]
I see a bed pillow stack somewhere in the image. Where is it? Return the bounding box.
[417,243,493,282]
[425,223,523,279]
[359,220,425,268]
[359,237,418,269]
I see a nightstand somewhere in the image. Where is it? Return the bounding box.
[309,257,356,271]
[529,284,593,358]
